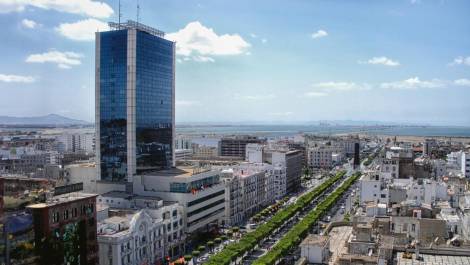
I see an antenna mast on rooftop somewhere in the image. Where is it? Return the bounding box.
[137,0,140,24]
[118,0,122,28]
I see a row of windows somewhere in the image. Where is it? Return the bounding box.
[187,199,225,217]
[51,203,94,223]
[187,208,225,227]
[187,190,225,207]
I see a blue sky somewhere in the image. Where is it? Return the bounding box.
[0,0,469,125]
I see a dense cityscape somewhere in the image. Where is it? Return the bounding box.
[1,1,470,265]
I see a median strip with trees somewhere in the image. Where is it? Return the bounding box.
[252,172,362,265]
[205,170,347,265]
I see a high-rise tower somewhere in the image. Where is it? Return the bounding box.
[96,20,175,183]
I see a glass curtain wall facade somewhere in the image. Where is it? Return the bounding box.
[135,31,174,173]
[98,30,128,182]
[96,22,175,182]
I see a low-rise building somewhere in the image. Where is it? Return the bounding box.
[97,191,185,258]
[27,192,99,265]
[300,235,330,264]
[133,167,225,233]
[98,210,164,265]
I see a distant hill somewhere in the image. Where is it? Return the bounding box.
[0,114,90,126]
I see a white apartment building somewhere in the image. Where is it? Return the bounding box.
[222,168,243,226]
[133,167,225,233]
[57,133,94,153]
[245,143,298,196]
[359,171,387,204]
[174,137,192,150]
[272,163,287,200]
[308,146,341,169]
[245,143,264,163]
[97,191,186,258]
[462,152,470,178]
[405,179,448,204]
[458,195,470,240]
[447,151,463,169]
[98,209,165,265]
[221,163,275,226]
[174,149,192,161]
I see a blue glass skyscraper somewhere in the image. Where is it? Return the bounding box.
[95,20,175,182]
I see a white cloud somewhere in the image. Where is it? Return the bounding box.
[250,33,257,38]
[21,19,38,29]
[449,56,470,66]
[380,77,444,89]
[0,0,114,18]
[311,30,328,39]
[359,56,400,66]
[166,21,250,57]
[192,55,215,63]
[454,79,470,87]
[0,74,35,83]
[261,38,268,44]
[26,51,82,69]
[56,18,109,41]
[305,91,328,97]
[312,81,371,91]
[176,100,200,106]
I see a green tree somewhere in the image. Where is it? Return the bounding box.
[184,254,192,264]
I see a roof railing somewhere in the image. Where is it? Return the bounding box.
[108,20,165,38]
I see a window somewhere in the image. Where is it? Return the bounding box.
[52,211,60,223]
[411,224,416,232]
[64,209,69,220]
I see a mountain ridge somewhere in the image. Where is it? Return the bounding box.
[0,114,90,125]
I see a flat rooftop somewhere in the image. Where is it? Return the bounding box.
[142,166,212,178]
[100,191,162,201]
[108,20,165,38]
[300,234,329,247]
[27,192,97,209]
[397,252,470,265]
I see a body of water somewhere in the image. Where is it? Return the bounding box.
[176,124,470,138]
